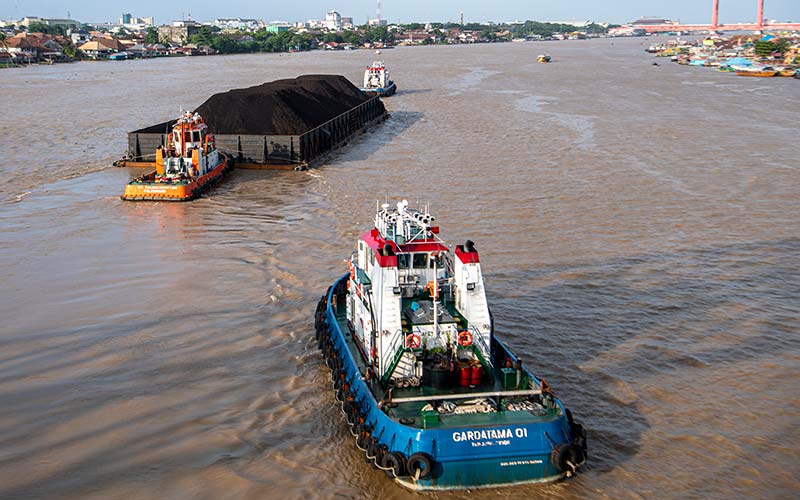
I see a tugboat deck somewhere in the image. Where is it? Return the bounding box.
[333,301,561,430]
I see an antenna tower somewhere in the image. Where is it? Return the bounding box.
[377,0,382,22]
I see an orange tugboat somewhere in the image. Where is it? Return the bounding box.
[122,111,232,201]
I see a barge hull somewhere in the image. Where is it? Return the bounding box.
[124,96,387,168]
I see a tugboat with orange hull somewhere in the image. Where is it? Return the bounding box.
[122,111,232,201]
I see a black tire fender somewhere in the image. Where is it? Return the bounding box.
[367,442,383,466]
[551,443,578,472]
[381,451,407,478]
[406,452,433,479]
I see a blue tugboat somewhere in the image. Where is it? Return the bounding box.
[359,61,397,97]
[314,201,587,490]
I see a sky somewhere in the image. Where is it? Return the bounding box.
[2,0,798,25]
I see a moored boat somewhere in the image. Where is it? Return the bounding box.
[360,61,397,97]
[537,54,551,63]
[314,201,587,490]
[735,66,778,77]
[121,111,232,201]
[777,67,797,77]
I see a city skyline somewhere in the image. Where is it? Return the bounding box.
[2,0,798,25]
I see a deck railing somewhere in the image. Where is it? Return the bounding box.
[471,325,492,367]
[380,328,406,380]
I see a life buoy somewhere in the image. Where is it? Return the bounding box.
[457,330,473,347]
[349,261,356,281]
[406,333,421,349]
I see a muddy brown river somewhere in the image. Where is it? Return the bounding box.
[1,38,798,499]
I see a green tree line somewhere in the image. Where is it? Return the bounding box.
[187,27,316,53]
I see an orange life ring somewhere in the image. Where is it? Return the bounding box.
[406,333,421,349]
[457,330,473,347]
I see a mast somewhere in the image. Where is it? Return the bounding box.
[432,251,439,340]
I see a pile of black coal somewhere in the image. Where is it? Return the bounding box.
[134,75,381,136]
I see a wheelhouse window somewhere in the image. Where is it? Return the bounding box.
[397,254,409,269]
[429,253,445,268]
[412,253,428,269]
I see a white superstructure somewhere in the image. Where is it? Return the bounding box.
[346,201,493,383]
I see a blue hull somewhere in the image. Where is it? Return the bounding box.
[315,275,586,490]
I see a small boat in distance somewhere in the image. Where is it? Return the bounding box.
[315,200,587,490]
[121,111,232,201]
[537,54,552,63]
[360,61,397,97]
[735,66,778,77]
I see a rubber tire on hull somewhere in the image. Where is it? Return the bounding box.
[367,443,384,468]
[551,443,579,473]
[406,452,433,479]
[382,451,407,478]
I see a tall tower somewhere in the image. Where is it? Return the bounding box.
[757,0,764,28]
[460,11,464,25]
[377,0,381,23]
[711,0,719,28]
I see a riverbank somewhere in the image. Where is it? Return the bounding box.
[1,38,798,499]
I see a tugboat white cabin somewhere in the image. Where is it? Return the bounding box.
[360,61,397,97]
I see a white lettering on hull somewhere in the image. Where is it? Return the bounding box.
[452,427,528,443]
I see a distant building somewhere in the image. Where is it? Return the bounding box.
[132,16,154,26]
[341,17,354,29]
[267,23,291,33]
[78,40,114,59]
[158,22,200,45]
[70,29,91,44]
[551,20,596,28]
[368,18,388,27]
[608,25,646,37]
[213,18,260,30]
[631,17,677,26]
[324,11,342,31]
[19,17,81,30]
[120,13,132,24]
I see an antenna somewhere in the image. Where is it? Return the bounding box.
[377,0,382,22]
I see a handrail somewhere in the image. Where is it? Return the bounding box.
[380,328,405,379]
[391,388,541,404]
[471,325,491,367]
[297,96,382,140]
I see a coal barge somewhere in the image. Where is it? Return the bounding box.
[118,75,388,172]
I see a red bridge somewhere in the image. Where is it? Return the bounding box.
[635,0,800,33]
